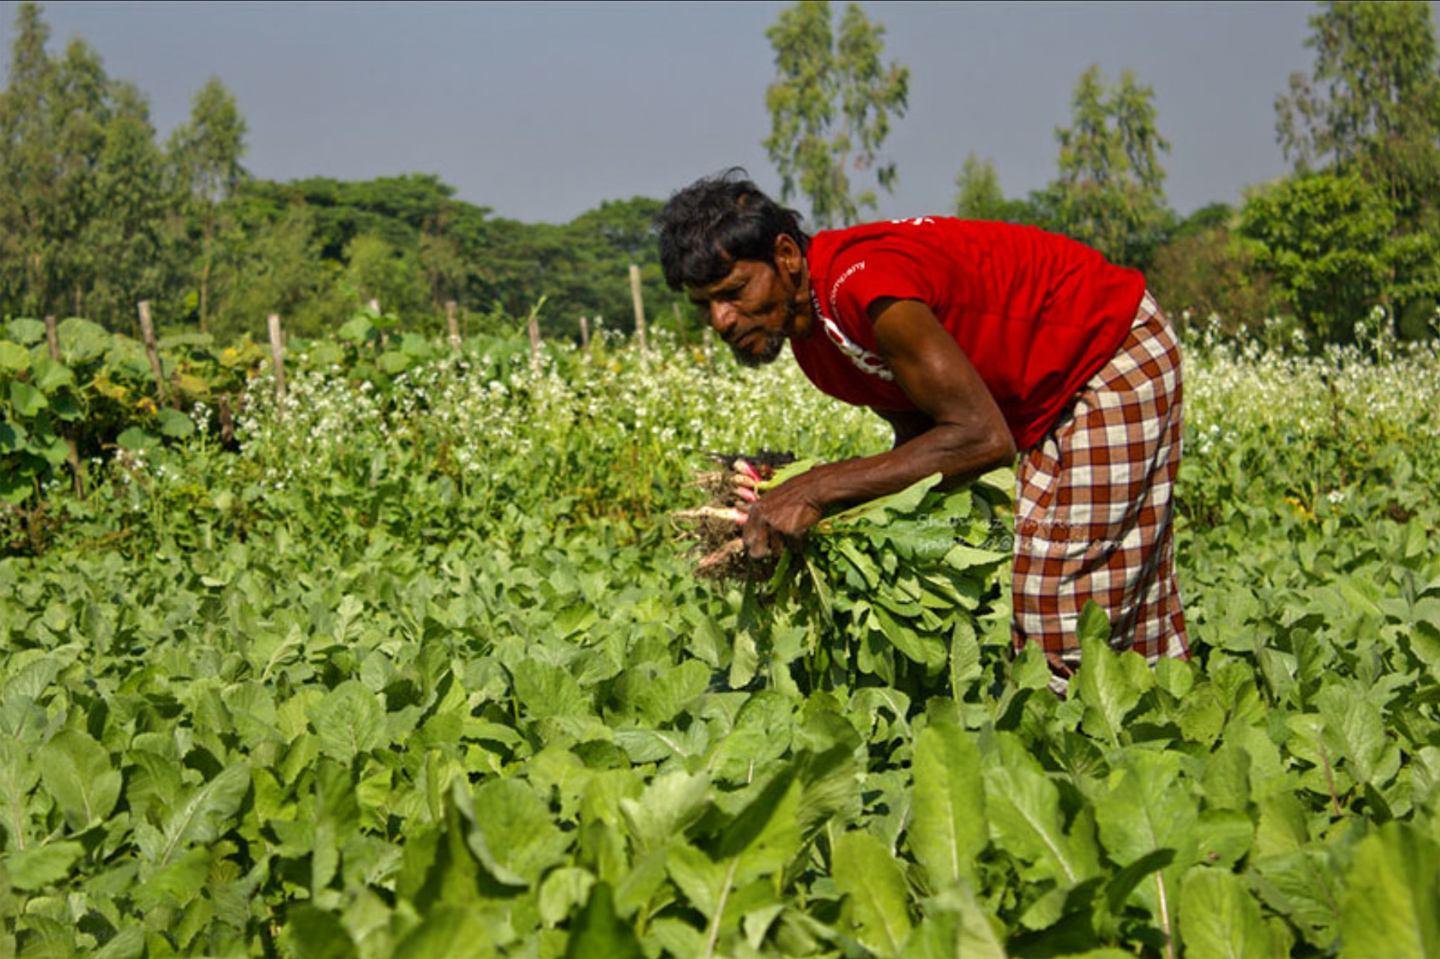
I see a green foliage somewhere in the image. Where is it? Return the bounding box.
[952,153,1050,226]
[1239,172,1399,343]
[1277,0,1440,223]
[764,0,910,229]
[1047,64,1171,269]
[1146,220,1280,343]
[1267,0,1440,339]
[168,76,248,335]
[2,325,1440,955]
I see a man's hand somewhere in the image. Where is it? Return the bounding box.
[741,473,826,559]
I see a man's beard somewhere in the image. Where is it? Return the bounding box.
[730,329,787,367]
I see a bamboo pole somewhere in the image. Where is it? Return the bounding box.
[629,263,648,360]
[136,301,168,406]
[44,315,85,496]
[446,300,461,350]
[528,312,542,367]
[267,313,287,410]
[672,302,691,348]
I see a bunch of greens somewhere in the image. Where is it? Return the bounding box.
[730,464,1014,699]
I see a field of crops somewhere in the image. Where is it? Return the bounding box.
[1,316,1439,958]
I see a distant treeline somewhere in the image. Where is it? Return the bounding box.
[2,0,1438,349]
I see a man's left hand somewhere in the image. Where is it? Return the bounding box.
[742,475,825,559]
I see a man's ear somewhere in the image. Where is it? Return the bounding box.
[773,234,803,277]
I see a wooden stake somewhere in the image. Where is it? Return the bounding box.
[44,315,85,496]
[579,315,590,351]
[446,300,461,350]
[629,263,648,360]
[136,301,168,406]
[267,313,287,409]
[528,311,541,367]
[44,313,60,358]
[672,302,690,348]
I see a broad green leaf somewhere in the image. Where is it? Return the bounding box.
[833,829,913,957]
[155,408,195,438]
[2,840,84,890]
[38,729,122,830]
[468,778,570,884]
[909,723,987,890]
[1075,629,1153,746]
[146,763,251,867]
[822,473,941,527]
[715,767,805,886]
[10,381,45,417]
[392,905,497,959]
[667,843,727,921]
[378,350,412,375]
[563,882,644,959]
[0,419,26,453]
[286,905,359,959]
[984,762,1098,886]
[511,659,591,719]
[31,358,75,393]
[1180,868,1283,959]
[1338,822,1440,959]
[4,318,45,344]
[116,426,158,451]
[312,680,385,763]
[904,884,1010,958]
[539,866,598,927]
[631,658,711,725]
[1316,683,1400,790]
[0,340,30,371]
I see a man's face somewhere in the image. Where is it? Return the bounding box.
[684,237,810,368]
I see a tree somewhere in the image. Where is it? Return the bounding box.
[1271,2,1440,335]
[952,152,1051,226]
[80,81,171,328]
[169,77,248,334]
[763,0,909,229]
[1276,1,1440,223]
[1239,173,1398,343]
[1046,65,1171,268]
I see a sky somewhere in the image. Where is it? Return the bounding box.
[0,1,1348,225]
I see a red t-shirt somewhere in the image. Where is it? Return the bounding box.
[790,217,1145,451]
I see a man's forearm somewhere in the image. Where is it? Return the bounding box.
[792,420,1016,514]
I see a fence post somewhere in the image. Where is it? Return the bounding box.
[446,300,461,350]
[629,263,648,361]
[267,313,287,411]
[136,301,169,407]
[44,315,85,496]
[528,312,541,368]
[672,302,691,349]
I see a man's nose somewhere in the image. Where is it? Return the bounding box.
[710,302,738,334]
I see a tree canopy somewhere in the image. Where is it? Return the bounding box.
[763,0,909,229]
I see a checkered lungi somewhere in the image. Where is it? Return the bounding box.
[1011,291,1189,686]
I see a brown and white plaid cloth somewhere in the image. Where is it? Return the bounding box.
[1011,291,1190,688]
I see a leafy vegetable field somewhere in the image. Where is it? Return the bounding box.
[1,319,1438,958]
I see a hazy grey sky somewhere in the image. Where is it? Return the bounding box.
[2,1,1339,224]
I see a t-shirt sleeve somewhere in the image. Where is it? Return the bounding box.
[824,242,937,324]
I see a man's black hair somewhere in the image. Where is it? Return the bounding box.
[656,168,809,291]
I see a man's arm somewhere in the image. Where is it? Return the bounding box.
[874,408,936,449]
[742,297,1017,558]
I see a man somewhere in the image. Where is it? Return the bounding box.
[657,169,1188,685]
